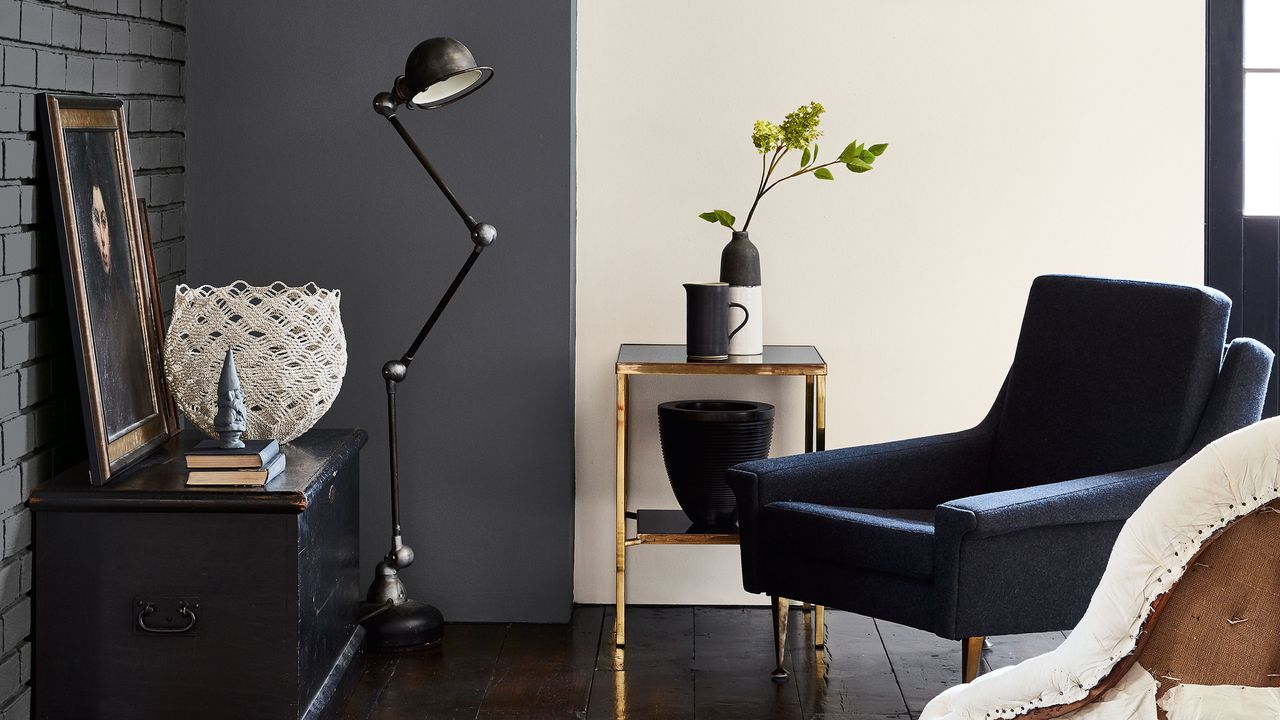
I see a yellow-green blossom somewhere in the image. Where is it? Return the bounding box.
[751,120,782,153]
[779,101,825,150]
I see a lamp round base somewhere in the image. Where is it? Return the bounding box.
[361,600,444,650]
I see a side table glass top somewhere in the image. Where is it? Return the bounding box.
[616,344,825,375]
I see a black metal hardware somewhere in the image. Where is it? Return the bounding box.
[136,599,199,634]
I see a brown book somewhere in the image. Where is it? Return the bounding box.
[186,453,286,486]
[185,439,280,469]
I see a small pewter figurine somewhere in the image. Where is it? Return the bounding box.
[213,348,248,449]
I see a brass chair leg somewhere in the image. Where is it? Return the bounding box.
[961,636,985,683]
[771,596,790,680]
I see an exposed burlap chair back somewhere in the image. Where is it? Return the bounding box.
[1018,500,1280,720]
[1135,500,1280,718]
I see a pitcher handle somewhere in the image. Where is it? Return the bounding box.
[728,302,750,340]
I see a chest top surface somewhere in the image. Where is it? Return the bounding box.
[30,428,367,513]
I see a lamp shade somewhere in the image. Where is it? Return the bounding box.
[393,37,494,110]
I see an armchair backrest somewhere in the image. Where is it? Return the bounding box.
[986,275,1231,492]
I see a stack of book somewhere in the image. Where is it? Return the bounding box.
[185,439,286,486]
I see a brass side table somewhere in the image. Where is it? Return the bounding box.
[614,344,828,648]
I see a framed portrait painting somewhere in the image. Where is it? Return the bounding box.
[37,94,176,485]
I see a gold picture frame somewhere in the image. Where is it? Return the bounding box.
[37,94,176,485]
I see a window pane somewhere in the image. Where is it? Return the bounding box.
[1246,0,1280,69]
[1245,73,1280,216]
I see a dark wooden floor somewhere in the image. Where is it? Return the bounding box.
[337,606,1065,720]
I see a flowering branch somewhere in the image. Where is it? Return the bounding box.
[699,101,888,233]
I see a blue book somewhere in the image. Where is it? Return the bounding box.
[185,438,280,469]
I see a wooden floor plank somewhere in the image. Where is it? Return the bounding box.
[693,607,804,720]
[874,620,960,718]
[980,632,1065,674]
[363,624,509,720]
[476,606,604,719]
[335,652,399,720]
[587,607,695,720]
[790,610,911,719]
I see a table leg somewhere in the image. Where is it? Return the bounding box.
[816,374,826,453]
[805,376,815,454]
[815,374,827,647]
[615,373,628,648]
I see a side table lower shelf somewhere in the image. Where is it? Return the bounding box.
[620,509,825,649]
[627,509,739,545]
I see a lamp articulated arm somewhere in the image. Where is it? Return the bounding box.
[373,91,497,580]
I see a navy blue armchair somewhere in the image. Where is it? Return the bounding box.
[727,275,1274,682]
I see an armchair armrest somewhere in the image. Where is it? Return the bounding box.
[931,460,1180,637]
[936,459,1181,541]
[727,426,996,511]
[727,425,995,594]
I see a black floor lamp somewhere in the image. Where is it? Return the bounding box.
[359,37,497,650]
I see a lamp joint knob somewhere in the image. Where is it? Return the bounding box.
[471,222,497,247]
[373,92,398,118]
[383,360,408,382]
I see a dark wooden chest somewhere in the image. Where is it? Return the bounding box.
[30,428,366,720]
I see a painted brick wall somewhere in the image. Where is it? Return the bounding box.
[0,0,185,716]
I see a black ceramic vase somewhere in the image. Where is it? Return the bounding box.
[720,232,763,356]
[657,400,775,528]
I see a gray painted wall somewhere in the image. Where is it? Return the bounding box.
[185,0,574,622]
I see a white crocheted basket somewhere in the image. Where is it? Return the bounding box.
[164,282,348,444]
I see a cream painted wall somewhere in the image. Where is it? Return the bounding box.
[575,1,1206,605]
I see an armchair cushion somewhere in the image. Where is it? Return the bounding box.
[761,503,935,579]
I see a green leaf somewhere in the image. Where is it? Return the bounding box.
[714,209,737,228]
[868,143,889,156]
[846,161,872,174]
[800,147,811,167]
[698,211,721,224]
[859,149,876,163]
[813,167,835,180]
[838,141,860,164]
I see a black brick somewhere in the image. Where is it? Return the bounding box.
[0,95,14,133]
[80,14,105,52]
[18,3,52,45]
[0,282,16,324]
[34,51,64,91]
[1,48,34,88]
[0,187,17,229]
[65,54,91,92]
[161,0,182,25]
[92,57,115,93]
[2,141,35,181]
[0,3,17,40]
[16,95,32,133]
[105,17,129,53]
[16,186,32,225]
[51,7,79,49]
[1,595,29,649]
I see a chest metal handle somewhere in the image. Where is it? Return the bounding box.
[136,600,198,634]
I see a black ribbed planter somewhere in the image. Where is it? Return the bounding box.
[657,400,775,528]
